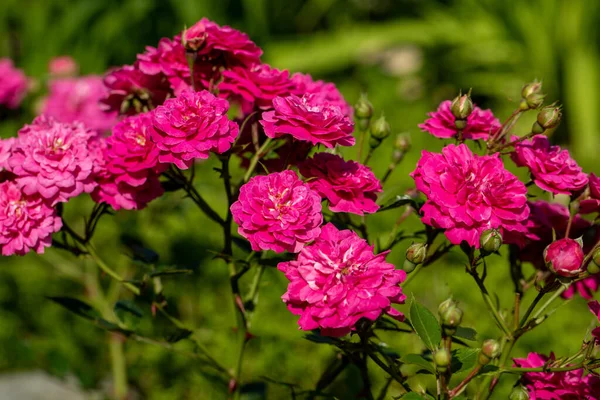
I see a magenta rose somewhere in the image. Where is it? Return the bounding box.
[543,238,584,277]
[580,173,600,214]
[419,100,501,140]
[48,56,78,77]
[151,89,239,169]
[278,223,406,337]
[411,143,529,247]
[514,353,600,399]
[299,152,382,215]
[0,181,62,256]
[0,58,28,109]
[8,116,98,205]
[290,72,352,117]
[511,135,588,195]
[43,76,118,133]
[219,64,294,113]
[260,94,355,148]
[230,170,322,253]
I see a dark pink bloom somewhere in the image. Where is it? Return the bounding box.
[410,144,529,247]
[8,116,98,205]
[230,170,322,253]
[0,58,28,109]
[580,173,600,214]
[563,275,600,300]
[42,76,118,133]
[278,223,406,337]
[219,64,294,113]
[514,352,600,399]
[299,153,382,215]
[0,181,62,256]
[92,171,164,211]
[291,72,352,117]
[419,100,500,140]
[183,18,262,66]
[0,138,14,171]
[543,238,584,277]
[260,94,355,148]
[48,56,78,77]
[589,300,600,341]
[151,89,239,169]
[102,65,172,115]
[511,135,588,195]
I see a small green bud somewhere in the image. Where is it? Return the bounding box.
[509,385,530,400]
[394,133,411,152]
[370,115,391,140]
[589,248,600,274]
[438,298,463,335]
[454,119,467,130]
[531,121,545,134]
[536,105,562,131]
[521,81,543,99]
[354,94,373,120]
[450,93,474,121]
[406,243,428,265]
[402,259,418,273]
[369,136,382,149]
[480,229,503,254]
[433,348,451,373]
[525,93,545,110]
[478,339,500,365]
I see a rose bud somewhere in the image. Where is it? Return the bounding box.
[509,385,530,400]
[478,339,500,365]
[521,81,543,99]
[406,243,427,265]
[355,94,373,120]
[480,229,502,254]
[519,81,544,110]
[450,93,474,122]
[402,259,418,273]
[438,298,463,336]
[433,348,451,373]
[543,238,585,277]
[588,248,600,274]
[532,105,562,133]
[370,114,391,141]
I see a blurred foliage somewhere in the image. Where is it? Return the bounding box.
[0,0,599,399]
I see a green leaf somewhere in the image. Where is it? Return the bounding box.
[454,327,478,341]
[400,393,434,400]
[114,300,143,318]
[47,296,101,320]
[478,365,500,376]
[409,296,441,350]
[240,382,267,400]
[451,348,480,374]
[304,331,341,345]
[149,268,194,278]
[400,353,435,374]
[378,194,423,213]
[165,328,193,343]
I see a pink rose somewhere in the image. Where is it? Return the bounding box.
[299,152,382,215]
[543,238,584,277]
[411,144,529,247]
[419,100,500,140]
[511,135,588,195]
[580,173,600,214]
[260,94,355,148]
[48,56,78,77]
[290,72,352,117]
[278,223,406,337]
[0,58,28,109]
[230,170,322,253]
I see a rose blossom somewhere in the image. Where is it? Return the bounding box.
[48,56,78,77]
[514,353,600,399]
[410,144,529,247]
[260,94,355,148]
[0,58,28,109]
[511,135,588,195]
[42,76,118,133]
[230,170,322,253]
[419,100,501,140]
[543,238,584,277]
[151,89,239,169]
[278,223,406,337]
[0,138,14,171]
[299,152,382,215]
[8,116,98,205]
[218,64,294,113]
[580,173,600,214]
[0,181,62,256]
[291,72,352,117]
[102,65,172,115]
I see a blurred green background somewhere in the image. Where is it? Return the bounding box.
[0,0,599,399]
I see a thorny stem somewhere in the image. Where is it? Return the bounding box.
[358,331,374,400]
[448,364,481,398]
[528,284,569,322]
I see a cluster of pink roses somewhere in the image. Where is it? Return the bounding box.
[0,58,28,110]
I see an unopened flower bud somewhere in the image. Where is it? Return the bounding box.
[450,93,474,121]
[521,81,543,99]
[480,229,503,254]
[402,259,418,273]
[355,94,374,120]
[534,105,562,132]
[509,385,530,400]
[543,238,584,277]
[433,348,451,373]
[520,82,545,110]
[478,339,500,365]
[370,115,391,140]
[394,133,411,152]
[438,298,463,335]
[406,243,427,265]
[589,248,600,274]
